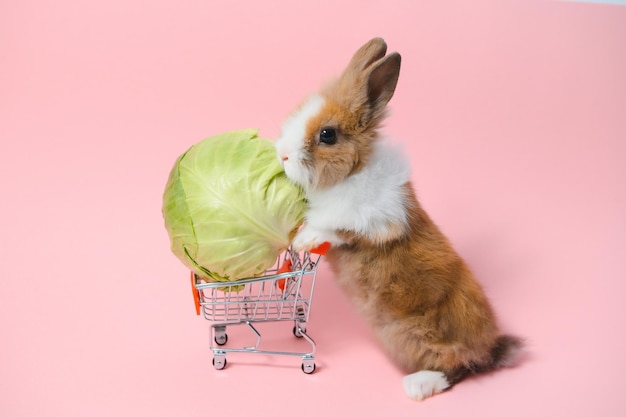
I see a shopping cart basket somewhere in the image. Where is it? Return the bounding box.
[191,243,329,374]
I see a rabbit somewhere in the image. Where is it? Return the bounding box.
[275,37,523,401]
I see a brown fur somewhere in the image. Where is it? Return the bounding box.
[303,99,373,189]
[327,184,500,374]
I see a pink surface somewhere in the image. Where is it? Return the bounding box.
[1,0,625,416]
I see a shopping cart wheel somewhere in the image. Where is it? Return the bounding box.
[213,355,227,370]
[293,325,306,338]
[214,333,228,346]
[214,326,228,346]
[301,360,316,374]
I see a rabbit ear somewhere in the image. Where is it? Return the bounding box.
[331,38,401,128]
[366,52,401,116]
[344,37,388,75]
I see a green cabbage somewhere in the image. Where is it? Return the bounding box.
[162,129,306,283]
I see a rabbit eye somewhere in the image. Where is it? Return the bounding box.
[319,128,337,145]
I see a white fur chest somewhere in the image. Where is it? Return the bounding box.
[305,141,412,243]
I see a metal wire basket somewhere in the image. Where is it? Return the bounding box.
[191,243,328,373]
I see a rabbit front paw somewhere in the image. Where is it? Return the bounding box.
[292,225,338,252]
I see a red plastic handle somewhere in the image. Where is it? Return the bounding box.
[310,241,331,255]
[190,271,201,316]
[277,259,293,291]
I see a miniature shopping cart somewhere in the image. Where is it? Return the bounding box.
[190,243,329,374]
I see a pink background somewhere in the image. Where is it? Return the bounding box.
[2,0,625,416]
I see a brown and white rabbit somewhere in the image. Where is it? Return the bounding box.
[275,38,523,401]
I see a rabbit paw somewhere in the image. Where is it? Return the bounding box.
[292,225,337,252]
[402,371,450,401]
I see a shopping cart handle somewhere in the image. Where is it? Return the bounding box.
[190,271,201,316]
[310,241,331,255]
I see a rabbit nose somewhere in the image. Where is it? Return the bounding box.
[281,154,289,162]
